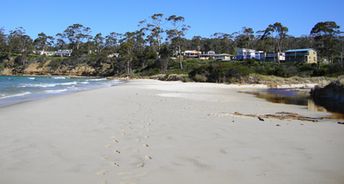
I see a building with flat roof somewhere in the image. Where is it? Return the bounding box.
[214,54,232,61]
[255,51,265,61]
[183,50,202,58]
[285,49,317,63]
[236,48,256,60]
[265,52,285,62]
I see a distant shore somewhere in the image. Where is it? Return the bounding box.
[0,79,343,184]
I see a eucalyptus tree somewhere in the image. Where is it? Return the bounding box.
[119,32,136,75]
[0,28,7,54]
[139,13,165,57]
[191,36,202,51]
[33,32,54,52]
[255,29,274,52]
[235,27,255,49]
[338,33,344,65]
[212,32,234,54]
[8,27,33,56]
[132,29,149,68]
[311,21,341,63]
[93,33,105,54]
[166,15,190,69]
[55,33,66,50]
[105,32,121,49]
[261,22,288,62]
[159,44,171,72]
[62,24,92,53]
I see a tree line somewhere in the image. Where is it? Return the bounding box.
[0,13,343,75]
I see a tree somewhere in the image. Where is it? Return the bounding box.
[191,36,202,51]
[33,32,54,52]
[8,27,33,56]
[235,27,254,49]
[311,21,341,63]
[255,29,274,52]
[140,13,165,57]
[159,44,171,72]
[62,24,92,52]
[119,32,136,76]
[261,22,288,62]
[93,33,105,54]
[105,32,120,49]
[55,33,66,50]
[212,33,234,54]
[166,15,190,69]
[338,33,344,65]
[0,28,7,54]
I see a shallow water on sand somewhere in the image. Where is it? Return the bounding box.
[240,88,344,120]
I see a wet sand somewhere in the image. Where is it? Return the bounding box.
[0,79,343,184]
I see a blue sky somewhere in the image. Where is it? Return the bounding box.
[1,0,343,38]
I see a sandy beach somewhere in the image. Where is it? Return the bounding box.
[0,79,343,184]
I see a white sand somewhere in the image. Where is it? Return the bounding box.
[0,79,343,184]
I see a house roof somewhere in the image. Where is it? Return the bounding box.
[214,54,232,56]
[286,48,315,53]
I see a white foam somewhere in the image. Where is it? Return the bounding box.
[28,77,36,80]
[88,78,107,82]
[52,76,67,79]
[0,92,32,99]
[20,81,78,88]
[44,89,68,94]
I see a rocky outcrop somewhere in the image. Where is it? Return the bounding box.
[311,80,344,114]
[0,57,116,77]
[0,68,14,75]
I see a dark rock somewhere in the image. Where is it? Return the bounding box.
[258,117,264,121]
[311,81,344,114]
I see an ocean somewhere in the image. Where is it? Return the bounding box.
[0,75,121,107]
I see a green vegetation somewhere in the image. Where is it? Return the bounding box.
[0,14,343,83]
[186,60,344,83]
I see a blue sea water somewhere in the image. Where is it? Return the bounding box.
[0,75,121,107]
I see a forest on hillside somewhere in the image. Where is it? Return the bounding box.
[0,13,343,80]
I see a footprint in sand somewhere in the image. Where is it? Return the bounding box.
[137,162,145,168]
[144,155,152,160]
[143,144,149,148]
[114,162,120,167]
[115,150,121,154]
[112,138,120,143]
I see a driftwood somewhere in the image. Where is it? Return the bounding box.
[233,112,323,122]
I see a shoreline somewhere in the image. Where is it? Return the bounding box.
[0,76,319,109]
[1,79,344,184]
[0,76,125,108]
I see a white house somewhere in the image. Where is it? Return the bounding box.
[183,50,202,58]
[56,49,73,57]
[214,54,232,61]
[255,51,265,61]
[236,48,256,60]
[199,51,217,60]
[107,53,120,58]
[33,50,56,56]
